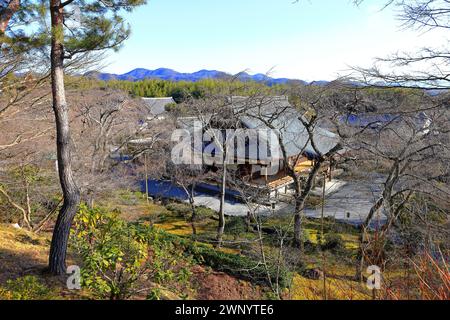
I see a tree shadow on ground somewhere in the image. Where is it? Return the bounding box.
[0,247,49,284]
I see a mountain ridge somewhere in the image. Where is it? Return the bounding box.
[85,68,316,85]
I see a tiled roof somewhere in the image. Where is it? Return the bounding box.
[231,96,340,158]
[142,97,175,116]
[176,96,340,163]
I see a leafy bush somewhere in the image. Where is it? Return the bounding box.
[165,202,191,217]
[143,229,292,288]
[71,204,194,300]
[194,206,215,221]
[321,233,345,252]
[71,204,149,299]
[224,216,248,237]
[0,276,55,300]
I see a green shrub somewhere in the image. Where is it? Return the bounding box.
[165,202,191,217]
[144,229,292,288]
[71,204,148,299]
[321,233,345,252]
[224,216,248,237]
[186,243,291,288]
[71,204,194,300]
[146,288,162,300]
[0,276,55,300]
[194,206,215,221]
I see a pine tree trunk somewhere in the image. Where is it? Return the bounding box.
[48,0,80,275]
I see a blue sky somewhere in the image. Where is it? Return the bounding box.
[103,0,445,81]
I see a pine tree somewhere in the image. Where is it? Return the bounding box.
[1,0,147,275]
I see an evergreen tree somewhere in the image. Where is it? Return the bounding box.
[1,0,146,274]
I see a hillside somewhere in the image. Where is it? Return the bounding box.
[0,193,373,301]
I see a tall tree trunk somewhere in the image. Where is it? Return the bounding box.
[48,0,80,275]
[24,179,32,229]
[189,197,197,237]
[189,184,197,237]
[293,198,303,250]
[285,158,305,250]
[216,161,226,248]
[293,160,322,249]
[355,161,399,281]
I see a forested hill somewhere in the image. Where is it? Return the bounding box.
[71,75,431,102]
[72,76,290,100]
[85,67,311,86]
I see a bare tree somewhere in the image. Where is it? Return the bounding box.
[332,87,450,280]
[235,86,345,251]
[71,89,149,207]
[187,95,241,247]
[353,0,450,90]
[347,0,450,281]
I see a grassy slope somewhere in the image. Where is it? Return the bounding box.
[0,224,86,299]
[0,190,383,300]
[0,224,50,283]
[113,193,373,300]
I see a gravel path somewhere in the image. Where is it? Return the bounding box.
[190,177,386,225]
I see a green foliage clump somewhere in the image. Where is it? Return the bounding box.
[71,204,194,300]
[71,204,147,299]
[224,216,248,237]
[187,243,291,288]
[142,229,291,288]
[165,202,191,217]
[321,233,345,252]
[104,78,285,99]
[193,206,215,221]
[0,276,55,300]
[164,202,214,221]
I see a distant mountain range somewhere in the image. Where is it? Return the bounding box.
[85,67,323,86]
[83,68,449,95]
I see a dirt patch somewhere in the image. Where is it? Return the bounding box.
[191,265,263,300]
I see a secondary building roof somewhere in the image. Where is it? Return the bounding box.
[142,97,175,117]
[231,96,340,159]
[177,96,340,163]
